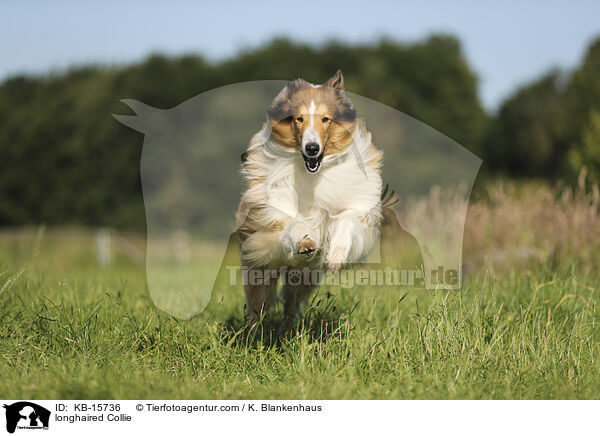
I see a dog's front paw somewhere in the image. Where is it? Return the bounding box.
[296,235,317,254]
[327,246,348,271]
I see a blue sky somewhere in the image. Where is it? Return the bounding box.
[2,0,599,110]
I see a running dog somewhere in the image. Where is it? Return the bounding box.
[237,71,383,323]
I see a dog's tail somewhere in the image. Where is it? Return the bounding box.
[380,183,399,209]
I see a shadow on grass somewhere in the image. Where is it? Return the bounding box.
[216,289,360,350]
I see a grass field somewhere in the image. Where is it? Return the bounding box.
[1,182,599,399]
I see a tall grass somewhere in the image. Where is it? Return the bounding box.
[0,180,598,399]
[464,177,600,273]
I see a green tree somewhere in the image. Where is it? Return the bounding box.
[562,38,600,182]
[565,38,600,142]
[480,36,600,181]
[569,109,600,183]
[0,36,488,230]
[482,71,567,177]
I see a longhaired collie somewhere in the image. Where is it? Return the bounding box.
[236,71,383,324]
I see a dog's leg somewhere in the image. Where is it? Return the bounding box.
[281,221,319,256]
[327,211,379,271]
[281,268,321,323]
[241,220,318,266]
[244,265,279,325]
[327,213,356,271]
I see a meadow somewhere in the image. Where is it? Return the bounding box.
[0,181,599,399]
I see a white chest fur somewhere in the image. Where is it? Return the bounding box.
[240,124,383,268]
[265,154,378,220]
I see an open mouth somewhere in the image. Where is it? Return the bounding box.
[303,153,323,173]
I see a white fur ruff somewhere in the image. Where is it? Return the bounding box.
[238,121,383,270]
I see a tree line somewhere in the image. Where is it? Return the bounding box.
[0,35,599,230]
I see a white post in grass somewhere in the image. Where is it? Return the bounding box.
[96,227,111,267]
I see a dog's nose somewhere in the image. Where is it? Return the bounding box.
[305,142,320,156]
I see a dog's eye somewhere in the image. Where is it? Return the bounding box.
[296,117,303,123]
[322,117,330,123]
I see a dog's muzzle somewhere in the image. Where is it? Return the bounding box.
[303,142,323,173]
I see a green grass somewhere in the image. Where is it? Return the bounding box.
[0,232,599,399]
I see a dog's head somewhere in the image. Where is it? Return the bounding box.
[267,70,357,173]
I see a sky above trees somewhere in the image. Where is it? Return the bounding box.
[2,0,599,110]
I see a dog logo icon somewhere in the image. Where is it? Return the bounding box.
[3,402,50,433]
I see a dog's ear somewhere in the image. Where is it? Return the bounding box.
[267,84,292,122]
[324,70,344,90]
[287,78,308,92]
[268,79,307,122]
